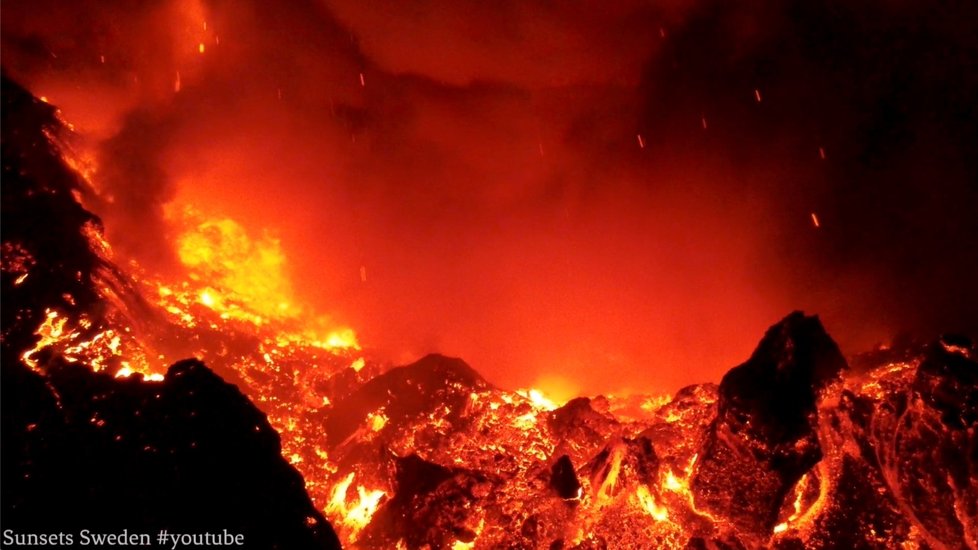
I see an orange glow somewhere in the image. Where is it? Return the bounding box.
[594,445,625,504]
[175,213,297,320]
[325,472,386,541]
[165,207,359,350]
[636,485,669,521]
[20,308,164,380]
[368,411,387,432]
[663,470,684,492]
[8,1,974,545]
[21,309,67,369]
[516,388,559,411]
[322,328,359,350]
[350,357,366,372]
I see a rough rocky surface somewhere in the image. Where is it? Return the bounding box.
[586,436,659,499]
[691,312,847,537]
[3,358,341,549]
[359,453,493,549]
[548,397,621,466]
[325,353,491,449]
[894,337,978,547]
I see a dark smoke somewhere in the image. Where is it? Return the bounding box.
[3,0,976,397]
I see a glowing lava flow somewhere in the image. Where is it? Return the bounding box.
[636,485,670,522]
[325,472,386,542]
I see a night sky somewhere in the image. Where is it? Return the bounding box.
[3,0,976,397]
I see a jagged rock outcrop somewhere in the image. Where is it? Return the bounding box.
[586,436,659,499]
[547,397,620,466]
[914,335,978,430]
[360,453,492,549]
[776,335,978,549]
[891,336,978,548]
[3,358,341,549]
[691,312,847,536]
[325,354,491,449]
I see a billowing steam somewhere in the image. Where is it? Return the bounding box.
[3,0,976,397]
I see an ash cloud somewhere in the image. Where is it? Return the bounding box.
[3,0,976,396]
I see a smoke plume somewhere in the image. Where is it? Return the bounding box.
[4,0,976,397]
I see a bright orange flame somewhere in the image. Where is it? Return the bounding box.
[167,208,359,349]
[663,470,684,493]
[325,472,386,540]
[176,215,296,320]
[322,328,359,350]
[368,412,388,432]
[595,445,625,504]
[22,309,67,369]
[516,388,558,411]
[636,486,669,521]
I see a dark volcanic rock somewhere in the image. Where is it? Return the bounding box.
[586,436,659,498]
[360,453,492,549]
[547,397,620,465]
[325,354,491,448]
[550,454,582,500]
[639,383,718,470]
[913,335,978,430]
[891,336,978,548]
[800,454,909,550]
[3,358,341,549]
[691,312,847,537]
